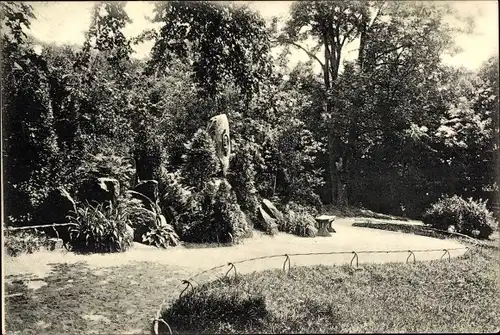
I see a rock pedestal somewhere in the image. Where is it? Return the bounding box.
[258,206,279,235]
[35,187,77,243]
[79,177,120,207]
[262,199,284,223]
[133,180,159,211]
[46,238,64,251]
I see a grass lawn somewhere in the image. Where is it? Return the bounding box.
[161,245,500,334]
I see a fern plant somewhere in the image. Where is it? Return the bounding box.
[125,190,180,248]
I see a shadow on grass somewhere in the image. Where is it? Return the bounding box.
[5,261,197,335]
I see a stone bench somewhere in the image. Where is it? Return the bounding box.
[45,238,64,251]
[315,215,337,237]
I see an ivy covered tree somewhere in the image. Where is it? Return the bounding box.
[1,2,60,221]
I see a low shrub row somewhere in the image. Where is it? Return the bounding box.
[4,229,50,257]
[423,195,497,239]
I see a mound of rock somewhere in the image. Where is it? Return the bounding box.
[79,177,120,207]
[35,187,77,243]
[258,206,279,235]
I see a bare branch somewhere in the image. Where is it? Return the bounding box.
[272,37,325,68]
[369,1,386,28]
[374,43,413,60]
[340,25,357,47]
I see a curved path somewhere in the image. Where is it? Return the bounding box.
[4,217,470,334]
[5,217,467,280]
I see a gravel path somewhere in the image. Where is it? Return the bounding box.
[4,217,467,280]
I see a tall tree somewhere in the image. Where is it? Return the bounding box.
[1,2,60,221]
[148,1,272,108]
[281,0,466,207]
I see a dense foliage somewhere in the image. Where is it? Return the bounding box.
[68,199,134,253]
[422,195,497,239]
[4,229,50,256]
[2,1,498,242]
[281,202,319,237]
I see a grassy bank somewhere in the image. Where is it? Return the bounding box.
[321,206,409,221]
[161,246,499,334]
[352,221,499,248]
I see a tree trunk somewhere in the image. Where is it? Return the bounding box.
[358,13,367,70]
[323,32,331,91]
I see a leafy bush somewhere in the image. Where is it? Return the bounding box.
[176,179,250,244]
[142,223,180,248]
[76,152,135,191]
[281,202,318,237]
[422,195,498,239]
[181,129,221,191]
[124,191,180,249]
[68,200,134,253]
[4,229,49,256]
[158,169,197,225]
[228,140,262,227]
[274,121,325,207]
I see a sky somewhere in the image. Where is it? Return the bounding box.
[26,1,499,72]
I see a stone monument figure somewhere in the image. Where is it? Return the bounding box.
[207,114,231,177]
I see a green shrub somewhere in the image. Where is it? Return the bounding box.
[273,121,325,207]
[422,195,498,239]
[228,140,263,228]
[4,229,49,256]
[281,202,318,237]
[124,192,180,249]
[76,152,135,191]
[181,129,221,191]
[176,180,250,244]
[228,140,258,205]
[158,169,197,225]
[68,200,134,253]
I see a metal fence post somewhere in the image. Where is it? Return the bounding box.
[282,254,291,273]
[350,251,359,268]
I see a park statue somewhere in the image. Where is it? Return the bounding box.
[207,114,231,177]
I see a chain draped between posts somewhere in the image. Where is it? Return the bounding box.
[3,221,483,335]
[350,251,359,267]
[441,249,451,262]
[225,262,237,279]
[152,245,474,335]
[283,254,291,272]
